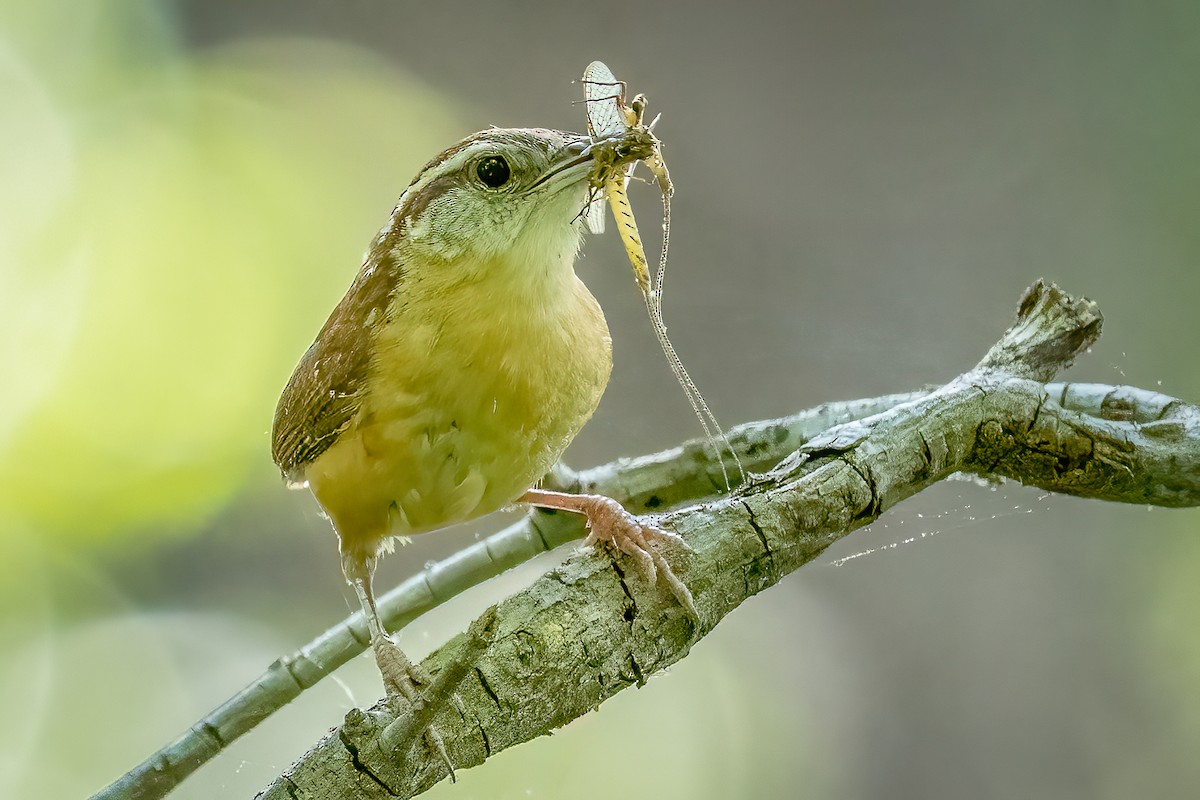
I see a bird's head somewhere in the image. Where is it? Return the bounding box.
[382,128,604,283]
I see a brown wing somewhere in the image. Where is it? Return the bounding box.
[271,251,404,481]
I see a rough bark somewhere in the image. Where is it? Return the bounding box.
[244,282,1198,799]
[94,281,1200,800]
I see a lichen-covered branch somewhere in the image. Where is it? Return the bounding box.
[92,392,923,800]
[249,282,1200,799]
[967,381,1200,506]
[98,283,1200,800]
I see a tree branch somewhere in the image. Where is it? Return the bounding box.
[97,282,1200,800]
[93,390,925,800]
[241,281,1198,799]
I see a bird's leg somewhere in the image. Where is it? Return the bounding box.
[341,550,455,779]
[520,488,698,619]
[341,551,427,700]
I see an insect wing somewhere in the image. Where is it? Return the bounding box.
[582,60,627,141]
[584,194,606,234]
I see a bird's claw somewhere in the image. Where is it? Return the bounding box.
[373,637,456,781]
[581,496,698,620]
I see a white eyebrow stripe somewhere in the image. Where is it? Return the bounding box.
[387,129,571,227]
[406,146,483,194]
[402,131,543,198]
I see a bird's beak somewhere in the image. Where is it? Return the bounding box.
[530,138,595,191]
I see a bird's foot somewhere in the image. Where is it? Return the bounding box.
[522,488,698,621]
[577,496,698,620]
[373,635,432,703]
[373,636,456,781]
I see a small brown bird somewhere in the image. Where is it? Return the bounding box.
[271,128,692,724]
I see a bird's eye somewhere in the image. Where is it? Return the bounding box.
[476,155,511,188]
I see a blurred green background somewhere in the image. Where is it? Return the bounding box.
[2,1,1199,798]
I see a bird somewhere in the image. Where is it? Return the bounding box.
[270,127,694,751]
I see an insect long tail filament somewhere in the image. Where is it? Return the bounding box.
[605,174,745,491]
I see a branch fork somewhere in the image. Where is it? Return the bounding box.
[94,281,1200,800]
[254,281,1135,799]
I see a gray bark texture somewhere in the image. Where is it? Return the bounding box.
[94,280,1200,800]
[244,281,1200,799]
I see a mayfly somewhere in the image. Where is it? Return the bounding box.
[581,60,744,490]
